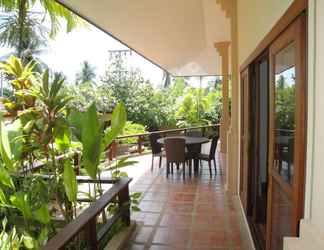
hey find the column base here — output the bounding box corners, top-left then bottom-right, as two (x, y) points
(225, 125), (239, 195)
(284, 220), (324, 250)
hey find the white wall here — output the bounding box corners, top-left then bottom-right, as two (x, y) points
(237, 0), (293, 65)
(305, 0), (324, 232)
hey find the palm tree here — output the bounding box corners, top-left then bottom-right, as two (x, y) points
(0, 9), (48, 63)
(0, 0), (81, 59)
(76, 61), (96, 85)
(162, 70), (171, 88)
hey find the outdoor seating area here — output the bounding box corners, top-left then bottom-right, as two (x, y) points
(126, 149), (244, 250)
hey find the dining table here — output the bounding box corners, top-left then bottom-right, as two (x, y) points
(157, 136), (210, 174)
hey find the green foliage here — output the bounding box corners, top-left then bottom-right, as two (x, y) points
(65, 82), (116, 113)
(120, 122), (146, 144)
(69, 102), (127, 180)
(68, 55), (222, 131)
(275, 75), (295, 130)
(0, 218), (23, 250)
(70, 103), (102, 179)
(101, 53), (175, 130)
(0, 55), (75, 247)
(75, 61), (96, 85)
(63, 160), (77, 202)
(0, 54), (136, 248)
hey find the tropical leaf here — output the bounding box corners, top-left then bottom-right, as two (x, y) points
(103, 102), (126, 148)
(6, 119), (23, 161)
(22, 234), (34, 249)
(10, 192), (33, 220)
(79, 104), (102, 179)
(68, 110), (83, 141)
(34, 204), (51, 224)
(0, 218), (23, 250)
(54, 121), (71, 151)
(0, 188), (8, 204)
(0, 115), (14, 170)
(63, 161), (77, 202)
(0, 167), (14, 189)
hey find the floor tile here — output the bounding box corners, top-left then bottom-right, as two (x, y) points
(133, 226), (154, 243)
(123, 152), (244, 250)
(152, 227), (190, 246)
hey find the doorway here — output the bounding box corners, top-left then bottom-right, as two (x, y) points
(240, 13), (307, 250)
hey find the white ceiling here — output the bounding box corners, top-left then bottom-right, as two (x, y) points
(57, 0), (231, 76)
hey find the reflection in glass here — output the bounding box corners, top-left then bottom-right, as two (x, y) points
(274, 42), (295, 185)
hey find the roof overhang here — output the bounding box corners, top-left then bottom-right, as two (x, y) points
(57, 0), (231, 76)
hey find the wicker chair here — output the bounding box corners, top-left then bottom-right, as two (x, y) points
(164, 138), (192, 179)
(198, 136), (219, 176)
(149, 133), (164, 171)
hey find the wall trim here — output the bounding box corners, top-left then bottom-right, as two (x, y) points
(235, 195), (256, 250)
(304, 0), (316, 221)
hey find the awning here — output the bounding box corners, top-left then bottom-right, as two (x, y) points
(57, 0), (231, 76)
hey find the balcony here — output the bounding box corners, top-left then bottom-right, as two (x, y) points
(122, 143), (244, 250)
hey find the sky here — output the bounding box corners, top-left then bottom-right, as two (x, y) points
(41, 24), (164, 86)
(0, 7), (164, 87)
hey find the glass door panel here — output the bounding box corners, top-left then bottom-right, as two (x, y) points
(274, 42), (296, 185)
(267, 15), (306, 250)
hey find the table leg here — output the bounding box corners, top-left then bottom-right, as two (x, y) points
(194, 158), (199, 175)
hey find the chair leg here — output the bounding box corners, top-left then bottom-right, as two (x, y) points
(151, 155), (154, 171)
(208, 160), (212, 177)
(166, 162), (169, 177)
(159, 156), (162, 168)
(213, 158), (217, 175)
(176, 163), (179, 170)
(183, 162), (185, 179)
(171, 163), (174, 174)
(189, 160), (192, 177)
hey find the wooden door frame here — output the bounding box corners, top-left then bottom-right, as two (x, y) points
(266, 14), (307, 250)
(252, 52), (270, 250)
(240, 68), (250, 214)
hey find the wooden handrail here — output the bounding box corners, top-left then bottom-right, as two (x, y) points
(108, 124), (219, 159)
(117, 124), (220, 139)
(19, 150), (81, 175)
(43, 177), (132, 250)
(39, 174), (119, 184)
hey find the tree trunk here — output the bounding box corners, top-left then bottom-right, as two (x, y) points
(17, 0), (27, 58)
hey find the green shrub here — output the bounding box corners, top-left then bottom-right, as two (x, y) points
(120, 122), (147, 144)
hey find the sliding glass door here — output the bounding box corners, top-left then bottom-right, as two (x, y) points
(266, 14), (306, 250)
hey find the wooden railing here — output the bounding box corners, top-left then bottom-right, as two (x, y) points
(108, 124), (219, 160)
(43, 177), (132, 250)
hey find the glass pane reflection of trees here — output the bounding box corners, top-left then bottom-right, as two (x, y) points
(274, 42), (296, 185)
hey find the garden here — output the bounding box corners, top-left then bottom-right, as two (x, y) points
(0, 55), (143, 249)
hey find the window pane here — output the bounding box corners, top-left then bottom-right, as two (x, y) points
(274, 42), (295, 185)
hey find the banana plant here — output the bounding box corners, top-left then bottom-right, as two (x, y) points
(69, 102), (127, 180)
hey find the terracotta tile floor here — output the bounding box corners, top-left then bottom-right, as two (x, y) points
(125, 152), (243, 250)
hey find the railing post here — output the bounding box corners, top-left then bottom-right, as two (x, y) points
(86, 218), (98, 250)
(137, 136), (143, 154)
(73, 152), (80, 175)
(118, 183), (131, 226)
